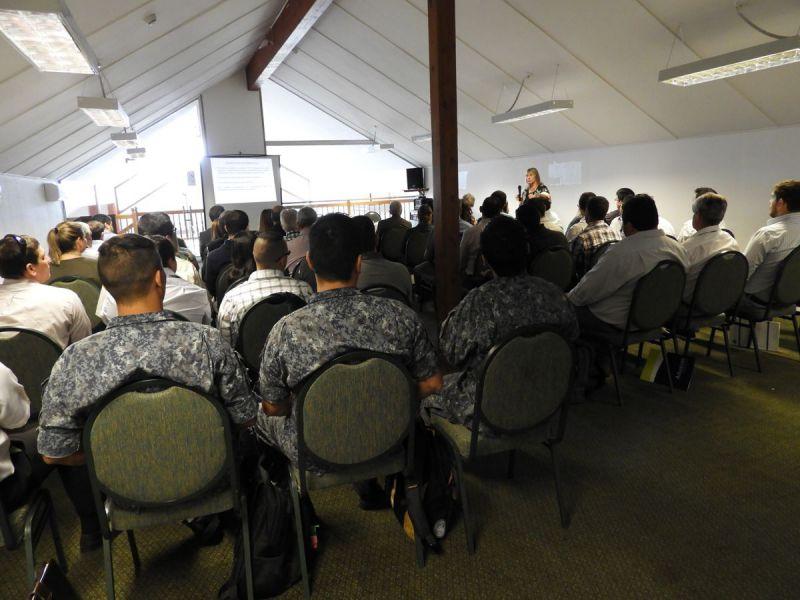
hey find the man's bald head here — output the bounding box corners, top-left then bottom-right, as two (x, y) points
(254, 231), (289, 270)
(389, 200), (403, 216)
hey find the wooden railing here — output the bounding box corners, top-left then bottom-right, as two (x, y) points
(283, 196), (418, 221)
(115, 208), (206, 256)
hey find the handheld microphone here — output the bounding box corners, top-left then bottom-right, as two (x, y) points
(518, 184), (522, 199)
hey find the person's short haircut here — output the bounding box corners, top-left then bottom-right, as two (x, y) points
(309, 213), (359, 281)
(147, 235), (177, 268)
(616, 187), (635, 201)
(0, 234), (40, 279)
(490, 190), (507, 204)
(417, 204), (433, 221)
(481, 215), (527, 277)
(692, 193), (728, 226)
(480, 194), (505, 218)
(280, 208), (299, 232)
(254, 231), (289, 266)
(526, 197), (550, 217)
(209, 205), (225, 222)
(774, 180), (800, 211)
(578, 192), (596, 211)
(515, 201), (541, 230)
(351, 215), (377, 254)
(98, 234), (162, 303)
(694, 187), (716, 198)
(297, 206), (318, 229)
(93, 214), (112, 226)
(586, 196), (610, 222)
(389, 200), (403, 216)
(221, 209), (249, 235)
(622, 194), (659, 231)
(137, 212), (174, 237)
(88, 221), (105, 241)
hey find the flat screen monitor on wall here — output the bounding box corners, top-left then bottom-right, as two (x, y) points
(406, 167), (424, 191)
(209, 155), (282, 205)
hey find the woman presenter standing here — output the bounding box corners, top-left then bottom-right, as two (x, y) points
(517, 167), (562, 232)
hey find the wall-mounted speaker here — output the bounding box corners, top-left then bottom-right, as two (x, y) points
(43, 182), (61, 202)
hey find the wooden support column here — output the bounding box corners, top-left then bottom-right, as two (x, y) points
(428, 0), (460, 321)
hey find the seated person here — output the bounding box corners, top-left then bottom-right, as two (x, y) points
(681, 193), (739, 303)
(568, 194), (688, 332)
(0, 234), (91, 348)
(93, 214), (116, 241)
(571, 196), (620, 277)
(215, 231), (258, 305)
(678, 187), (728, 241)
(83, 221), (105, 259)
(423, 217), (578, 428)
(286, 207), (318, 272)
(610, 195), (676, 238)
(281, 208), (300, 241)
(376, 200), (411, 245)
(138, 212), (202, 287)
(1, 362), (100, 551)
(460, 192), (507, 286)
(199, 205), (225, 261)
(411, 204), (434, 235)
(47, 221), (101, 287)
(203, 210), (250, 297)
(351, 215), (413, 303)
(516, 201), (568, 257)
(741, 180), (800, 307)
(96, 235), (212, 324)
(38, 234), (257, 465)
(217, 232), (313, 346)
(565, 192), (596, 241)
(257, 214), (442, 469)
(604, 187), (634, 225)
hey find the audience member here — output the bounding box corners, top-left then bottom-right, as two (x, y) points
(352, 215), (413, 302)
(678, 188), (724, 241)
(199, 205), (225, 260)
(83, 221), (105, 259)
(424, 216), (578, 428)
(203, 209), (249, 297)
(376, 200), (411, 244)
(461, 193), (476, 225)
(137, 212), (202, 286)
(565, 192), (597, 242)
(460, 193), (506, 286)
(605, 187), (634, 225)
(609, 192), (676, 238)
(258, 208), (273, 234)
(47, 221), (101, 287)
(280, 208), (300, 241)
(0, 235), (91, 348)
(286, 206), (318, 272)
(681, 193), (739, 302)
(271, 205), (286, 237)
(96, 235), (211, 324)
(741, 180), (800, 306)
(568, 194), (688, 332)
(217, 232), (313, 347)
(516, 201), (569, 257)
(93, 214), (116, 240)
(571, 196), (620, 276)
(215, 231), (258, 303)
(413, 204), (434, 233)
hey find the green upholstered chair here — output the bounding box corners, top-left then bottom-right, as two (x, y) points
(430, 327), (576, 554)
(49, 276), (103, 331)
(727, 245), (800, 372)
(291, 352), (417, 598)
(673, 251), (748, 376)
(584, 260), (685, 405)
(379, 227), (408, 262)
(528, 247), (574, 291)
(0, 327), (62, 417)
(83, 379), (253, 600)
(403, 228), (431, 269)
(235, 293), (306, 377)
(361, 284), (411, 307)
(0, 484), (67, 588)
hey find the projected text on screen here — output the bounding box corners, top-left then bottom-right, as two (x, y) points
(209, 156), (278, 205)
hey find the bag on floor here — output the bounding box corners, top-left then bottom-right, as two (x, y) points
(640, 348), (695, 391)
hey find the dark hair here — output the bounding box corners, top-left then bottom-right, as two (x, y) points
(98, 234), (162, 303)
(259, 209), (273, 233)
(774, 180), (800, 211)
(137, 212), (174, 237)
(309, 213), (359, 281)
(220, 210), (249, 236)
(88, 221), (105, 241)
(480, 194), (505, 218)
(417, 204), (433, 223)
(578, 192), (596, 211)
(94, 214), (112, 226)
(616, 188), (635, 201)
(0, 234), (40, 279)
(694, 187), (717, 198)
(693, 193), (727, 226)
(209, 205), (225, 222)
(480, 216), (527, 277)
(147, 235), (177, 268)
(515, 202), (541, 232)
(490, 190), (507, 204)
(271, 205), (283, 226)
(526, 197), (550, 217)
(351, 215), (377, 254)
(229, 231), (257, 280)
(586, 196), (610, 222)
(254, 231), (288, 267)
(622, 194), (659, 231)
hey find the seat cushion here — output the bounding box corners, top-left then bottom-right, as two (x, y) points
(107, 488), (234, 531)
(293, 449), (405, 492)
(430, 415), (549, 459)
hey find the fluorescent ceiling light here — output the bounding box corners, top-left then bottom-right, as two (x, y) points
(659, 35), (800, 86)
(110, 131), (138, 148)
(266, 139), (387, 146)
(378, 143), (394, 150)
(78, 96), (129, 128)
(0, 0), (94, 74)
(411, 133), (432, 143)
(491, 100), (573, 124)
(126, 147), (145, 159)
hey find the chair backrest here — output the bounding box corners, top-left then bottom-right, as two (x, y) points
(474, 327), (574, 452)
(83, 379), (236, 511)
(770, 245), (800, 306)
(689, 251), (748, 317)
(404, 228), (431, 268)
(295, 352), (415, 484)
(528, 247), (573, 291)
(215, 263), (236, 304)
(361, 284), (410, 306)
(236, 293), (307, 374)
(365, 211), (381, 225)
(0, 327), (62, 415)
(379, 227), (408, 262)
(49, 276), (102, 329)
(291, 256), (317, 292)
(627, 260), (686, 332)
(589, 240), (618, 269)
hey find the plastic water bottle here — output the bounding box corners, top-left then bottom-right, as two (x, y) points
(433, 519), (446, 539)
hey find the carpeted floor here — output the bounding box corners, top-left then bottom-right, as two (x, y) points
(2, 326), (800, 599)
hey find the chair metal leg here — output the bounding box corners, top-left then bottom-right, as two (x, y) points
(673, 333), (680, 355)
(619, 346), (627, 375)
(547, 442), (569, 528)
(49, 508), (67, 573)
(103, 535), (116, 600)
(659, 338), (674, 394)
(506, 449), (516, 480)
(290, 481), (311, 599)
(792, 314), (800, 359)
(24, 523), (35, 589)
(608, 346), (622, 406)
(637, 343), (644, 363)
(749, 320), (762, 373)
(722, 325), (735, 377)
(683, 335), (692, 356)
(415, 535), (425, 569)
(126, 530), (140, 572)
(240, 496), (255, 600)
(706, 327), (717, 356)
(452, 450), (475, 555)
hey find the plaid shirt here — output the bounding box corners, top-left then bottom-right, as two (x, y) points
(217, 269), (313, 346)
(284, 230), (301, 241)
(571, 221), (620, 274)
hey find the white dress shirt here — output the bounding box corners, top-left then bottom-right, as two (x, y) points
(0, 363), (29, 483)
(678, 218), (729, 242)
(682, 225), (740, 302)
(612, 216), (676, 239)
(568, 229), (689, 328)
(542, 209), (563, 232)
(0, 279), (91, 349)
(96, 268), (211, 325)
(743, 212), (800, 299)
(216, 269), (313, 346)
(83, 239), (103, 259)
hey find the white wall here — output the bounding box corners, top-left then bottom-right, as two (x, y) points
(0, 173), (65, 244)
(461, 125), (800, 243)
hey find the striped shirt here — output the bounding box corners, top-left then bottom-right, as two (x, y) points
(217, 269), (313, 346)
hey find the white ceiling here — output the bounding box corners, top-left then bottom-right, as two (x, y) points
(0, 0), (799, 179)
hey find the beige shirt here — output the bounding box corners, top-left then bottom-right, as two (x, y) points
(0, 363), (29, 482)
(682, 225), (740, 302)
(0, 279), (91, 348)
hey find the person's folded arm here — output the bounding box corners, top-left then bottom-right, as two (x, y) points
(258, 322), (293, 417)
(212, 331), (259, 426)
